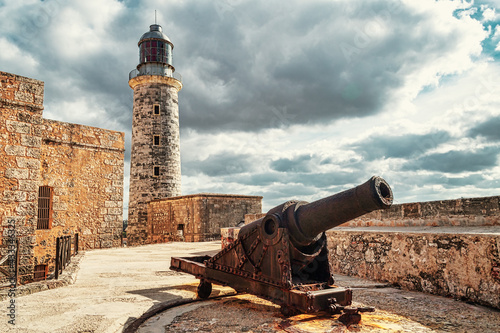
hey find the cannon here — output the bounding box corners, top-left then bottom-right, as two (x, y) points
(171, 176), (393, 317)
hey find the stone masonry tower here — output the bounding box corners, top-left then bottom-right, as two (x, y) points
(127, 23), (182, 246)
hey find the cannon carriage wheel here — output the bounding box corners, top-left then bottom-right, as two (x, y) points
(196, 280), (212, 299)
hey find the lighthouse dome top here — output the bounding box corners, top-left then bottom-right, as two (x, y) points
(139, 24), (171, 44)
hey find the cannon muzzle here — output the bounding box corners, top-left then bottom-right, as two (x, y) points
(241, 176), (393, 248)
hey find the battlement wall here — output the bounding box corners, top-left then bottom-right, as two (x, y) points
(343, 195), (500, 227)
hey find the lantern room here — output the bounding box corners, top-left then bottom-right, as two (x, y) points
(130, 23), (179, 79)
(139, 24), (173, 66)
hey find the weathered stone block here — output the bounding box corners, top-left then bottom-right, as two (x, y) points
(105, 201), (117, 208)
(109, 194), (122, 201)
(18, 180), (38, 192)
(5, 145), (25, 156)
(108, 208), (122, 215)
(5, 168), (29, 179)
(105, 186), (116, 193)
(21, 134), (41, 147)
(6, 120), (31, 134)
(52, 202), (68, 211)
(15, 90), (34, 103)
(112, 180), (123, 187)
(28, 169), (39, 180)
(16, 157), (40, 169)
(104, 215), (117, 222)
(100, 239), (113, 248)
(16, 202), (36, 216)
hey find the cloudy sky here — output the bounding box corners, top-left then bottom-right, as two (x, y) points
(1, 0), (500, 217)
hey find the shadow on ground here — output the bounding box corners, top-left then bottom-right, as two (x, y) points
(122, 282), (236, 332)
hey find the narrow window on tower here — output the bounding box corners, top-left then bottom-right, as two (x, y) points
(154, 166), (160, 177)
(153, 135), (160, 146)
(153, 104), (160, 115)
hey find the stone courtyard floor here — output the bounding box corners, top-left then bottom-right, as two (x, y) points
(0, 242), (221, 333)
(0, 242), (499, 332)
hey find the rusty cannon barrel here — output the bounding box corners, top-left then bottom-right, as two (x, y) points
(172, 176), (393, 317)
(240, 176), (393, 248)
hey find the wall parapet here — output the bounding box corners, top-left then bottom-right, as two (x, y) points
(42, 119), (125, 152)
(151, 193), (263, 203)
(343, 195), (500, 228)
(0, 71), (44, 110)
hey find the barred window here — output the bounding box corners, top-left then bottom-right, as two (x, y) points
(33, 264), (47, 282)
(37, 186), (53, 229)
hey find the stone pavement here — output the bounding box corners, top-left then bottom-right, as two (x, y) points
(138, 276), (500, 332)
(0, 242), (221, 333)
(1, 241), (499, 332)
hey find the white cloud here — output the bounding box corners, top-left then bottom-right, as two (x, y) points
(481, 6), (499, 22)
(494, 25), (500, 39)
(47, 0), (125, 59)
(0, 37), (38, 75)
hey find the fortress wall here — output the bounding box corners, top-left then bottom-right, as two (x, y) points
(342, 195), (500, 227)
(36, 119), (124, 273)
(148, 194), (262, 242)
(0, 71), (125, 283)
(328, 195), (500, 309)
(0, 72), (44, 284)
(327, 228), (500, 309)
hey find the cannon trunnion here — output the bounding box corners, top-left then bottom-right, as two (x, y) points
(171, 176), (393, 316)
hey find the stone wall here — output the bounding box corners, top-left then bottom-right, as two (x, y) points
(244, 213), (265, 225)
(342, 195), (500, 227)
(0, 71), (125, 284)
(147, 194), (262, 242)
(327, 228), (500, 309)
(0, 71), (44, 284)
(36, 119), (124, 272)
(328, 195), (500, 309)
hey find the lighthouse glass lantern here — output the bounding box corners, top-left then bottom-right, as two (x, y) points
(135, 24), (174, 77)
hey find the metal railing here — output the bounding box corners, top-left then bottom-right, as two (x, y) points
(129, 68), (182, 82)
(55, 233), (78, 280)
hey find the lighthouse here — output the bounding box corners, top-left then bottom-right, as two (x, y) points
(127, 23), (182, 245)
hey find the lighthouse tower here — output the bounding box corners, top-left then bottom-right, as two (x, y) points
(127, 23), (182, 246)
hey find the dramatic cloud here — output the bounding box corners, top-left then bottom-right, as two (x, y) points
(1, 0), (499, 213)
(169, 0), (488, 132)
(183, 152), (255, 177)
(403, 147), (499, 173)
(351, 131), (452, 161)
(468, 116), (500, 141)
(270, 155), (314, 173)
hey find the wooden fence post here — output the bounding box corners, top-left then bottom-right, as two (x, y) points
(67, 236), (71, 264)
(15, 239), (19, 287)
(75, 233), (79, 255)
(55, 237), (60, 280)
